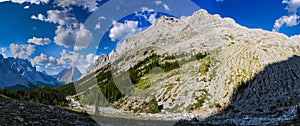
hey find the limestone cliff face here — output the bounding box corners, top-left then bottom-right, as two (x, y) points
(81, 9), (300, 118)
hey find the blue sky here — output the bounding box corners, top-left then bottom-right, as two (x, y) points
(0, 0), (299, 74)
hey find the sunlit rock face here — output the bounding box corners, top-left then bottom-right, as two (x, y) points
(82, 9), (300, 121)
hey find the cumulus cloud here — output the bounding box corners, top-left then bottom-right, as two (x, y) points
(273, 15), (300, 32)
(31, 10), (77, 26)
(54, 24), (93, 51)
(0, 0), (49, 4)
(10, 44), (35, 59)
(32, 10), (92, 51)
(54, 25), (76, 48)
(27, 37), (51, 45)
(54, 0), (98, 12)
(273, 0), (300, 32)
(32, 50), (99, 73)
(74, 24), (93, 51)
(109, 20), (140, 42)
(86, 53), (98, 64)
(31, 50), (85, 69)
(283, 0), (300, 13)
(32, 53), (49, 65)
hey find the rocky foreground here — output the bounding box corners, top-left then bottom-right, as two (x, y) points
(0, 98), (100, 126)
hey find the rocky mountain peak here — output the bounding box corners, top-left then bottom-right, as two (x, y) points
(54, 67), (82, 84)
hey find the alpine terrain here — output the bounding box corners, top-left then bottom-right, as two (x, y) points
(54, 67), (82, 84)
(69, 9), (300, 125)
(0, 54), (61, 90)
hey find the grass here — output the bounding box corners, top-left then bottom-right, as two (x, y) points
(135, 78), (151, 89)
(186, 89), (208, 111)
(0, 94), (10, 99)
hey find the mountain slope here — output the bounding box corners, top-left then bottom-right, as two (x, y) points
(75, 9), (300, 124)
(0, 55), (61, 90)
(0, 97), (99, 125)
(54, 67), (82, 83)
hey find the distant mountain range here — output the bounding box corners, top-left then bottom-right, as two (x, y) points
(0, 54), (61, 90)
(54, 67), (82, 84)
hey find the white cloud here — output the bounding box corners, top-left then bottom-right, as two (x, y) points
(140, 7), (154, 12)
(31, 53), (49, 65)
(27, 37), (51, 45)
(154, 1), (162, 5)
(109, 20), (140, 42)
(46, 10), (78, 25)
(54, 25), (76, 48)
(24, 6), (30, 9)
(283, 0), (300, 13)
(10, 44), (35, 59)
(0, 0), (9, 2)
(86, 53), (98, 64)
(273, 14), (300, 32)
(291, 34), (300, 42)
(54, 0), (98, 12)
(0, 0), (49, 4)
(54, 24), (92, 51)
(98, 16), (106, 20)
(32, 51), (98, 73)
(31, 14), (46, 21)
(32, 50), (85, 69)
(104, 46), (109, 50)
(95, 22), (101, 30)
(31, 10), (77, 26)
(74, 24), (93, 51)
(216, 0), (224, 2)
(148, 14), (157, 24)
(163, 4), (170, 11)
(273, 0), (300, 32)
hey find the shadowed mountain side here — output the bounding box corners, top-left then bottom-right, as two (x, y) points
(0, 98), (100, 125)
(175, 55), (300, 125)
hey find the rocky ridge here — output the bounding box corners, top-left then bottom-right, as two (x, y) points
(78, 9), (300, 125)
(54, 67), (82, 83)
(0, 54), (60, 90)
(0, 98), (99, 125)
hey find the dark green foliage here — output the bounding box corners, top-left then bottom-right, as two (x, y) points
(195, 52), (208, 60)
(164, 55), (176, 60)
(187, 89), (208, 111)
(0, 87), (68, 106)
(148, 98), (161, 113)
(56, 82), (77, 97)
(200, 63), (210, 74)
(129, 53), (180, 84)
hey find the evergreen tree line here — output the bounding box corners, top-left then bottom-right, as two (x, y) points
(0, 87), (72, 106)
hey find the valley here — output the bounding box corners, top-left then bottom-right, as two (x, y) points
(2, 8), (300, 125)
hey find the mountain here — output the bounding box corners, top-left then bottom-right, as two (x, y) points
(75, 9), (300, 124)
(0, 55), (61, 90)
(54, 67), (82, 83)
(82, 54), (110, 77)
(0, 97), (99, 125)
